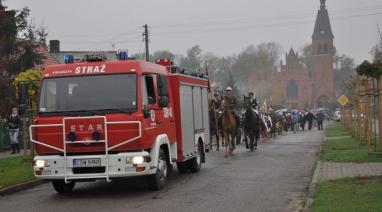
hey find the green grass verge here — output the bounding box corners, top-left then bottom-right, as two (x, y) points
(321, 124), (382, 162)
(0, 156), (35, 190)
(311, 177), (382, 212)
(325, 123), (350, 137)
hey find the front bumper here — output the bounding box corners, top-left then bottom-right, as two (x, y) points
(33, 152), (157, 180)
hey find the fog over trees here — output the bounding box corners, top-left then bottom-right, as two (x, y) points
(135, 42), (355, 101)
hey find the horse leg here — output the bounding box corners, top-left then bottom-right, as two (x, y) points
(235, 128), (241, 146)
(224, 133), (229, 157)
(229, 133), (235, 156)
(221, 133), (225, 147)
(216, 133), (219, 151)
(249, 132), (254, 152)
(244, 132), (249, 149)
(233, 132), (236, 150)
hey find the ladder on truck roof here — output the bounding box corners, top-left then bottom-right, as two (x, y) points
(155, 59), (209, 79)
(30, 116), (142, 183)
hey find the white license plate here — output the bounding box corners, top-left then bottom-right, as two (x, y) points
(73, 158), (101, 167)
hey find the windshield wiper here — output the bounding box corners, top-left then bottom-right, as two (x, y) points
(91, 108), (135, 114)
(67, 110), (96, 116)
(39, 111), (76, 116)
(39, 109), (134, 117)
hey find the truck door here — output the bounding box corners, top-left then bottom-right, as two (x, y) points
(156, 74), (176, 142)
(141, 75), (160, 145)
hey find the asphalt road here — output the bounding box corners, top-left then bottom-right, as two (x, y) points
(0, 129), (324, 212)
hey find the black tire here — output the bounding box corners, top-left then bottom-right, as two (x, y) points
(176, 162), (188, 174)
(188, 143), (202, 173)
(148, 149), (168, 190)
(52, 180), (75, 193)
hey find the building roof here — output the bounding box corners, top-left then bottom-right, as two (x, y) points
(33, 45), (60, 70)
(312, 0), (334, 39)
(278, 48), (306, 74)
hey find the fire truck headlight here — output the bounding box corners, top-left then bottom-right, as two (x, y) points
(132, 156), (145, 164)
(35, 160), (50, 168)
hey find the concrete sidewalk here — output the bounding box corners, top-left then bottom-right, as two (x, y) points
(305, 161), (382, 211)
(312, 161), (382, 183)
(0, 150), (30, 159)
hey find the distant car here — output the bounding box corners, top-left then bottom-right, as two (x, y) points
(333, 110), (341, 122)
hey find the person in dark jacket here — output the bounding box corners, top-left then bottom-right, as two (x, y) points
(7, 107), (21, 154)
(306, 111), (315, 131)
(316, 111), (325, 131)
(300, 113), (307, 131)
(224, 87), (241, 125)
(248, 92), (258, 109)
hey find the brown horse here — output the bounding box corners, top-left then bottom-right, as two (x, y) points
(221, 97), (237, 157)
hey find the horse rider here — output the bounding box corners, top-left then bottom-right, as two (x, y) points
(248, 92), (258, 110)
(213, 91), (222, 109)
(210, 91), (223, 150)
(224, 86), (241, 128)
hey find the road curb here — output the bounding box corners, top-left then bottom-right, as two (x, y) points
(0, 179), (47, 196)
(303, 161), (321, 212)
(302, 132), (326, 212)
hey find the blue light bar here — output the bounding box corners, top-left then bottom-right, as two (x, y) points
(64, 55), (74, 64)
(82, 54), (107, 62)
(117, 50), (128, 60)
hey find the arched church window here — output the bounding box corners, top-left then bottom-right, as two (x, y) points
(287, 80), (298, 100)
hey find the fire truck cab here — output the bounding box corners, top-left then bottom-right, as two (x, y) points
(29, 53), (210, 193)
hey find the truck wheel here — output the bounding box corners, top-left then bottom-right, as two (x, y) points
(52, 180), (75, 193)
(148, 149), (168, 190)
(189, 143), (202, 173)
(176, 162), (188, 173)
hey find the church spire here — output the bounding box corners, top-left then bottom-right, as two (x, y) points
(313, 0), (333, 39)
(320, 0), (326, 9)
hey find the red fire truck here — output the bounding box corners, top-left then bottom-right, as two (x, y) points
(28, 53), (210, 193)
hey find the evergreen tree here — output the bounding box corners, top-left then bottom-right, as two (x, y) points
(0, 2), (47, 116)
(0, 4), (47, 77)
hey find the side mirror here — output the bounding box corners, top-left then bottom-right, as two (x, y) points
(18, 82), (28, 116)
(158, 96), (169, 108)
(143, 105), (150, 119)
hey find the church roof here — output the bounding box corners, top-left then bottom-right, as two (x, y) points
(288, 48), (296, 57)
(312, 0), (334, 39)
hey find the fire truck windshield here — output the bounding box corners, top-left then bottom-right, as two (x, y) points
(39, 74), (137, 115)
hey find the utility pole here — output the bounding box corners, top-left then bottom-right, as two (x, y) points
(377, 22), (382, 41)
(143, 24), (149, 61)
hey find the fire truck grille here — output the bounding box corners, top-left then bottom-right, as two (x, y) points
(72, 167), (106, 174)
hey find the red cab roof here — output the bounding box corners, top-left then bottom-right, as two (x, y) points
(42, 60), (168, 78)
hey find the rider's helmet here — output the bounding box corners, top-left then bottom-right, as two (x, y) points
(226, 86), (233, 91)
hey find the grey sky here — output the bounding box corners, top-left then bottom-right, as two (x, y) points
(5, 0), (382, 63)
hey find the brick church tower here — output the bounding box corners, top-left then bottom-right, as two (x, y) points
(311, 0), (335, 108)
